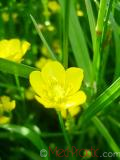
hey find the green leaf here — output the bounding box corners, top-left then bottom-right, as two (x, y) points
(93, 117), (120, 153)
(111, 18), (120, 80)
(85, 0), (96, 50)
(61, 0), (70, 68)
(0, 58), (37, 78)
(79, 77), (120, 125)
(0, 124), (49, 160)
(58, 0), (93, 83)
(15, 148), (42, 160)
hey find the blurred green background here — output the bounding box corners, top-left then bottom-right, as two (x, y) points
(0, 0), (120, 160)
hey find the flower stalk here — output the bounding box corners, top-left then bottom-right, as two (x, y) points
(57, 111), (75, 160)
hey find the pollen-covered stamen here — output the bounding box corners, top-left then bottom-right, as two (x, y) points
(46, 78), (66, 102)
(64, 82), (75, 96)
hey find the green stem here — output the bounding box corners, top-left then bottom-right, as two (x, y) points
(101, 0), (114, 44)
(96, 0), (107, 34)
(57, 111), (71, 146)
(14, 74), (26, 119)
(57, 111), (75, 160)
(93, 0), (107, 84)
(40, 130), (86, 138)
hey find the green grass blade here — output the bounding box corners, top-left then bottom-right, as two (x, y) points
(108, 116), (120, 128)
(0, 124), (48, 160)
(58, 0), (93, 83)
(16, 148), (42, 160)
(61, 0), (70, 68)
(93, 117), (120, 153)
(30, 14), (56, 60)
(93, 0), (107, 82)
(0, 58), (37, 78)
(78, 77), (120, 125)
(85, 0), (96, 50)
(69, 1), (93, 83)
(111, 18), (120, 80)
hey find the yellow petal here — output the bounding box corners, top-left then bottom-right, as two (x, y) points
(41, 61), (65, 85)
(9, 40), (30, 62)
(68, 106), (81, 117)
(0, 116), (10, 124)
(1, 96), (10, 103)
(35, 95), (53, 108)
(0, 96), (16, 112)
(29, 71), (46, 97)
(35, 57), (53, 70)
(0, 40), (9, 57)
(61, 106), (81, 119)
(21, 41), (31, 55)
(9, 39), (20, 54)
(25, 87), (35, 100)
(0, 39), (30, 62)
(0, 39), (20, 58)
(3, 100), (16, 112)
(65, 67), (84, 95)
(61, 109), (67, 119)
(64, 91), (86, 109)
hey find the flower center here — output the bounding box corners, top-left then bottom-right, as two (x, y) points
(47, 79), (65, 103)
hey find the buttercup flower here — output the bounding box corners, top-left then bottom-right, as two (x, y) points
(30, 61), (86, 110)
(0, 96), (16, 124)
(0, 39), (30, 62)
(61, 106), (81, 119)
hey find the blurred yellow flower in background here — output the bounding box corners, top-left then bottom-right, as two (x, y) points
(0, 39), (30, 62)
(0, 116), (10, 124)
(76, 4), (84, 17)
(77, 10), (84, 17)
(0, 96), (16, 124)
(30, 61), (86, 110)
(25, 87), (35, 100)
(48, 1), (60, 13)
(1, 12), (9, 22)
(41, 45), (49, 57)
(35, 57), (52, 70)
(40, 40), (61, 58)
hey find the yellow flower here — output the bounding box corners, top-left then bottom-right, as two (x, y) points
(0, 39), (30, 62)
(46, 24), (55, 32)
(35, 57), (53, 70)
(25, 87), (35, 100)
(29, 61), (86, 110)
(1, 12), (9, 22)
(48, 1), (60, 13)
(41, 45), (50, 57)
(0, 96), (15, 112)
(77, 10), (84, 17)
(52, 40), (61, 54)
(0, 96), (16, 124)
(0, 116), (10, 124)
(61, 106), (81, 119)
